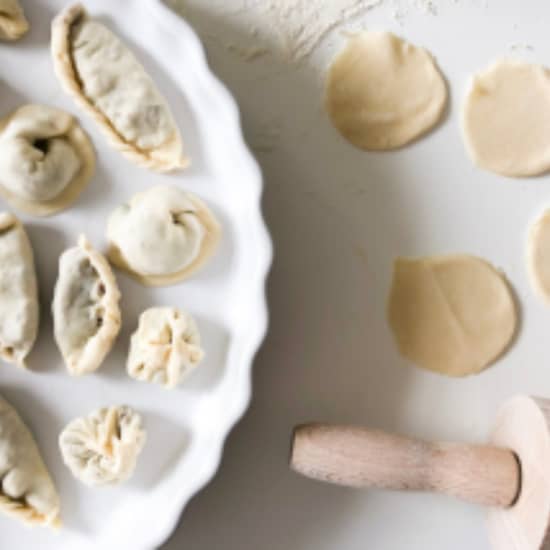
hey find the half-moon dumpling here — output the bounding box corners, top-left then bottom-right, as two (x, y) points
(128, 307), (204, 389)
(0, 104), (95, 216)
(107, 185), (221, 286)
(0, 394), (60, 527)
(52, 235), (121, 375)
(51, 3), (188, 172)
(0, 0), (29, 41)
(0, 213), (39, 367)
(59, 405), (146, 487)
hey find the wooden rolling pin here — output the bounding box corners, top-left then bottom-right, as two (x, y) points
(290, 395), (550, 550)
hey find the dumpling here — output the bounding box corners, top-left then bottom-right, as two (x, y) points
(0, 104), (95, 216)
(0, 213), (39, 367)
(52, 235), (121, 376)
(51, 4), (188, 173)
(0, 0), (29, 41)
(59, 406), (146, 487)
(128, 307), (204, 389)
(0, 394), (60, 528)
(107, 185), (221, 286)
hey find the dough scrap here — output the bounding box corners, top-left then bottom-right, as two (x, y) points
(0, 394), (60, 528)
(107, 185), (221, 287)
(527, 209), (550, 302)
(462, 60), (550, 177)
(0, 0), (28, 41)
(127, 307), (204, 389)
(0, 104), (95, 216)
(388, 255), (517, 377)
(325, 31), (447, 151)
(51, 3), (188, 172)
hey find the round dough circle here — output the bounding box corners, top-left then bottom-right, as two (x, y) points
(325, 31), (447, 151)
(527, 209), (550, 303)
(388, 255), (517, 377)
(463, 60), (550, 177)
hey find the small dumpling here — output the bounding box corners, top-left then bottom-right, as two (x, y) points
(51, 3), (188, 172)
(107, 185), (221, 286)
(0, 394), (60, 527)
(59, 406), (146, 487)
(0, 0), (29, 41)
(0, 104), (95, 216)
(128, 307), (204, 389)
(53, 235), (121, 375)
(0, 213), (39, 367)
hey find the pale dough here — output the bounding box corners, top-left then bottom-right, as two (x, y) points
(388, 255), (517, 377)
(325, 31), (447, 151)
(527, 209), (550, 302)
(462, 60), (550, 177)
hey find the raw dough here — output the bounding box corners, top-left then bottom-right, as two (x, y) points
(388, 255), (517, 377)
(463, 60), (550, 177)
(527, 209), (550, 302)
(0, 0), (28, 41)
(325, 31), (447, 150)
(0, 104), (95, 216)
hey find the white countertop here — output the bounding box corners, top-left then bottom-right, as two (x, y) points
(163, 1), (550, 549)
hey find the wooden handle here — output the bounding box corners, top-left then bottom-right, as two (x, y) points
(290, 424), (520, 509)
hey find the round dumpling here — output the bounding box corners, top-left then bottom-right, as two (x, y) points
(59, 406), (145, 487)
(106, 185), (221, 286)
(127, 307), (204, 389)
(0, 0), (28, 41)
(0, 104), (95, 216)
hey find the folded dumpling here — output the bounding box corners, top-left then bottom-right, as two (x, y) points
(128, 307), (204, 389)
(0, 213), (39, 367)
(0, 0), (29, 41)
(0, 104), (95, 216)
(52, 235), (121, 375)
(0, 394), (60, 527)
(59, 405), (146, 487)
(107, 185), (221, 286)
(51, 3), (188, 173)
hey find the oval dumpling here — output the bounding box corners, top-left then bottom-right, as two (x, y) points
(0, 213), (39, 367)
(0, 104), (95, 216)
(107, 185), (221, 286)
(52, 235), (121, 375)
(0, 0), (28, 41)
(0, 394), (60, 528)
(59, 406), (146, 487)
(128, 307), (204, 389)
(51, 3), (188, 172)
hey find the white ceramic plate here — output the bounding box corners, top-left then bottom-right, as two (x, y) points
(0, 1), (271, 548)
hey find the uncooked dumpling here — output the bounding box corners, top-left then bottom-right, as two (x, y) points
(0, 394), (60, 527)
(325, 31), (447, 150)
(53, 235), (121, 375)
(51, 3), (188, 172)
(0, 0), (28, 41)
(528, 209), (550, 302)
(0, 213), (39, 367)
(388, 255), (517, 377)
(128, 307), (204, 389)
(107, 185), (221, 286)
(0, 104), (95, 216)
(59, 406), (146, 487)
(463, 60), (550, 177)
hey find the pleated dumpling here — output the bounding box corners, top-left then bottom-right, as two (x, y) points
(59, 406), (146, 487)
(0, 394), (60, 528)
(0, 212), (39, 367)
(127, 307), (204, 389)
(0, 104), (95, 216)
(51, 3), (188, 172)
(0, 0), (29, 41)
(52, 235), (121, 375)
(107, 185), (221, 286)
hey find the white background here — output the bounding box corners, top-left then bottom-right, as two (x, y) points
(164, 1), (550, 549)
